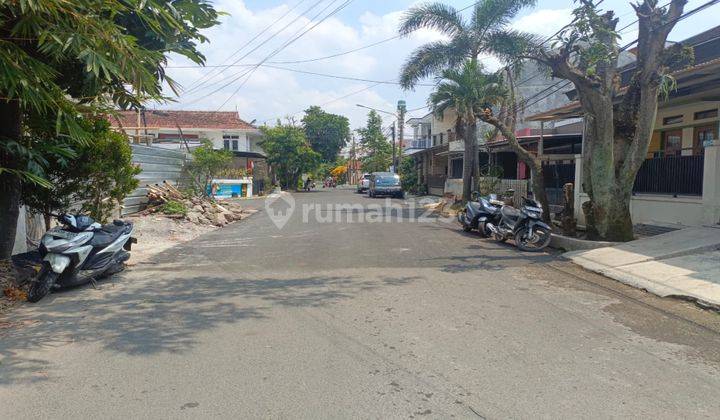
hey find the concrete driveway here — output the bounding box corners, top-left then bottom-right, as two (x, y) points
(1, 189), (720, 418)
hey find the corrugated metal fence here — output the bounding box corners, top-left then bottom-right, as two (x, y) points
(122, 145), (188, 215)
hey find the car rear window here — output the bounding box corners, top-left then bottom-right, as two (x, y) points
(363, 174), (371, 179)
(376, 176), (399, 184)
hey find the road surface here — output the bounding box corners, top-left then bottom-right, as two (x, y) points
(2, 188), (720, 418)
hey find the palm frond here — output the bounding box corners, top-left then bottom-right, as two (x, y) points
(400, 38), (471, 89)
(472, 0), (537, 38)
(484, 30), (547, 63)
(399, 3), (466, 37)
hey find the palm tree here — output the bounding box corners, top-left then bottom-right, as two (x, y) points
(399, 0), (535, 202)
(429, 61), (505, 202)
(398, 0), (536, 89)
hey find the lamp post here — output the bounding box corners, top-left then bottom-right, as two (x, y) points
(356, 103), (403, 173)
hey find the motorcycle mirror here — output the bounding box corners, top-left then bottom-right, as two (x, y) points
(471, 191), (479, 200)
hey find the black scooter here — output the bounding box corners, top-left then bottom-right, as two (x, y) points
(27, 214), (136, 302)
(458, 192), (503, 237)
(486, 197), (552, 252)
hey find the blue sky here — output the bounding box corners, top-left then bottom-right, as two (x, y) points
(158, 0), (720, 130)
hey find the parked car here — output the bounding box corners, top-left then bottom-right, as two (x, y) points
(368, 172), (404, 198)
(357, 173), (371, 193)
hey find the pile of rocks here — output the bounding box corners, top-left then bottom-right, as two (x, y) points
(143, 181), (257, 227)
(184, 198), (257, 227)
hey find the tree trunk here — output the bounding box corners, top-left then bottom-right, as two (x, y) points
(461, 121), (476, 202)
(0, 100), (23, 259)
(478, 111), (551, 223)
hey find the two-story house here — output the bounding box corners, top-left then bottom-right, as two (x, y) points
(110, 109), (268, 181)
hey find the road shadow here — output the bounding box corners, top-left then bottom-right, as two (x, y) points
(0, 271), (420, 385)
(417, 224), (558, 273)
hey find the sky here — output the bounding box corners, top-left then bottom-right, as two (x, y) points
(156, 0), (720, 130)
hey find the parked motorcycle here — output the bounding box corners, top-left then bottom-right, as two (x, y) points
(457, 192), (503, 237)
(27, 214), (136, 302)
(486, 197), (552, 252)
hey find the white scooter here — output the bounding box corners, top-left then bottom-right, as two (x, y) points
(28, 214), (136, 302)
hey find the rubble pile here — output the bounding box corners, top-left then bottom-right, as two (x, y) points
(143, 181), (257, 227)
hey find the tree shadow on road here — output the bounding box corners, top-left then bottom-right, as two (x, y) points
(0, 271), (420, 385)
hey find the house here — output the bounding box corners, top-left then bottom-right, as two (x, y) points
(110, 110), (269, 193)
(406, 108), (461, 195)
(407, 60), (574, 197)
(523, 25), (720, 227)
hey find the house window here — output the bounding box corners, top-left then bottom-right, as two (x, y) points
(662, 115), (683, 125)
(450, 158), (463, 179)
(662, 130), (683, 157)
(223, 134), (241, 151)
(432, 135), (437, 146)
(439, 133), (444, 144)
(694, 125), (717, 155)
(694, 109), (718, 120)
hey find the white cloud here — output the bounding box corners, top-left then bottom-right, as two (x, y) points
(157, 3), (579, 129)
(511, 8), (574, 38)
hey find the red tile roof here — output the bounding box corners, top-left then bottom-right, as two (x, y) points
(110, 110), (255, 130)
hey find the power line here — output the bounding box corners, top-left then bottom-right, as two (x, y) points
(214, 0), (357, 111)
(182, 0), (328, 97)
(181, 0), (311, 96)
(180, 0), (350, 107)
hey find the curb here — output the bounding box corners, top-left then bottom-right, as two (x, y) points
(549, 234), (619, 252)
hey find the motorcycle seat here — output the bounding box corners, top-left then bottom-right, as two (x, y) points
(90, 223), (133, 248)
(501, 206), (521, 220)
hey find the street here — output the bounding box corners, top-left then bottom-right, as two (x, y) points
(2, 188), (720, 418)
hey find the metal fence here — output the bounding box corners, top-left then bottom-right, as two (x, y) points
(542, 162), (576, 206)
(633, 155), (704, 196)
(122, 145), (188, 215)
(477, 177), (529, 205)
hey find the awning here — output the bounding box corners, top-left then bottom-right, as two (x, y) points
(232, 151), (266, 158)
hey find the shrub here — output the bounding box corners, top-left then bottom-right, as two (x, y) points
(161, 200), (188, 216)
(186, 140), (233, 197)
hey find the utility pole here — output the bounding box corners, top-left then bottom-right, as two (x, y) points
(350, 134), (358, 184)
(390, 124), (396, 173)
(396, 100), (406, 171)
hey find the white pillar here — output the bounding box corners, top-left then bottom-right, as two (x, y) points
(702, 139), (720, 225)
(12, 206), (27, 255)
(574, 154), (584, 224)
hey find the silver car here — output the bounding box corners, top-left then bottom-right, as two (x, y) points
(357, 173), (371, 193)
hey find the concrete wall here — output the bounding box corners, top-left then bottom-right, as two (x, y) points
(573, 143), (720, 228)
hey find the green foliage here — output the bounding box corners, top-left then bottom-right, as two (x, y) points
(0, 0), (220, 179)
(399, 156), (421, 194)
(260, 123), (321, 190)
(357, 111), (392, 173)
(429, 60), (506, 123)
(161, 200), (188, 216)
(398, 0), (536, 88)
(302, 106), (350, 163)
(476, 165), (504, 196)
(21, 117), (140, 223)
(187, 140), (233, 197)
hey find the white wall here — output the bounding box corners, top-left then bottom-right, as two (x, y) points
(575, 193), (704, 228)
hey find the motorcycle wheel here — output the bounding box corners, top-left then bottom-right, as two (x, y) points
(515, 227), (552, 252)
(458, 212), (471, 232)
(477, 222), (490, 238)
(27, 263), (60, 303)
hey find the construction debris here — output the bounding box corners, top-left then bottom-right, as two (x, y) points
(143, 181), (257, 227)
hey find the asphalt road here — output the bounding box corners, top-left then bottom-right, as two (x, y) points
(2, 188), (720, 419)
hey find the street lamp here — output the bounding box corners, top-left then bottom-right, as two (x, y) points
(356, 103), (403, 173)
